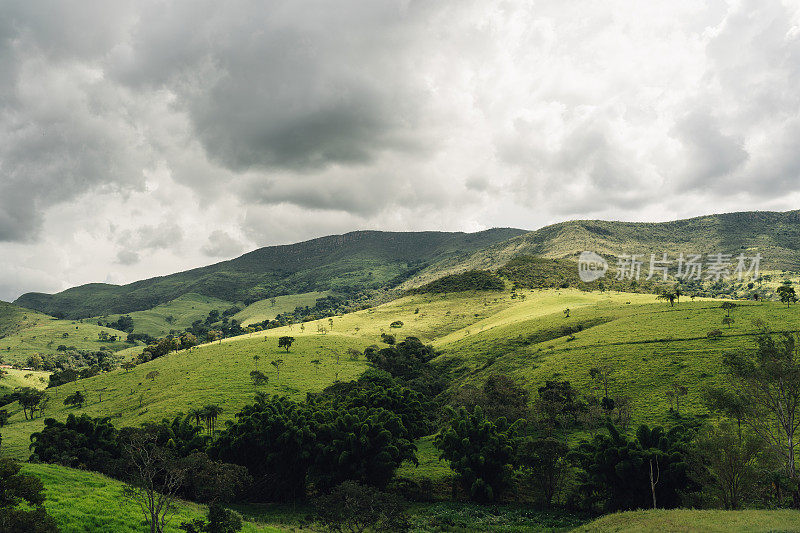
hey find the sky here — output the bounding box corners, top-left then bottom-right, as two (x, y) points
(1, 0), (799, 301)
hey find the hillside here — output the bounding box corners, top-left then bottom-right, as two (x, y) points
(572, 509), (800, 532)
(0, 301), (130, 364)
(15, 228), (525, 319)
(401, 210), (800, 289)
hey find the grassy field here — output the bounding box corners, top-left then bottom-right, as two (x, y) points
(22, 463), (280, 533)
(91, 293), (234, 338)
(0, 316), (130, 364)
(572, 509), (800, 532)
(234, 292), (330, 326)
(0, 367), (50, 393)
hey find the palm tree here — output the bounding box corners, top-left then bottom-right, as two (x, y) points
(202, 404), (223, 437)
(187, 408), (203, 428)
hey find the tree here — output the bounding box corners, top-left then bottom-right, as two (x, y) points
(671, 383), (688, 415)
(657, 291), (677, 306)
(202, 405), (223, 437)
(252, 354), (260, 371)
(777, 285), (797, 308)
(122, 361), (136, 372)
(18, 387), (45, 420)
(589, 366), (615, 400)
(250, 370), (268, 387)
(123, 429), (188, 533)
(0, 458), (58, 532)
(691, 421), (765, 509)
(722, 330), (800, 507)
(30, 414), (122, 476)
(270, 359), (284, 381)
(64, 390), (85, 408)
(278, 336), (294, 352)
(516, 437), (570, 507)
(721, 301), (736, 317)
(179, 503), (243, 533)
(722, 316), (735, 328)
(315, 481), (409, 533)
(563, 308), (570, 318)
(451, 374), (530, 423)
(435, 406), (519, 502)
(0, 409), (8, 427)
(146, 370), (160, 381)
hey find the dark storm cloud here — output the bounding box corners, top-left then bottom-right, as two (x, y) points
(112, 0), (434, 174)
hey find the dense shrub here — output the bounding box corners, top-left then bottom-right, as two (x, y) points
(409, 270), (504, 294)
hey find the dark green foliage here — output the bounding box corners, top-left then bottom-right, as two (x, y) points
(30, 414), (123, 476)
(436, 406), (520, 502)
(315, 481), (409, 533)
(535, 380), (584, 432)
(0, 458), (58, 533)
(179, 453), (252, 504)
(180, 503), (243, 533)
(18, 387), (45, 420)
(209, 396), (315, 501)
(315, 376), (436, 439)
(409, 270), (504, 294)
(516, 437), (571, 507)
(451, 374), (530, 423)
(364, 337), (437, 383)
(310, 406), (417, 491)
(571, 424), (697, 512)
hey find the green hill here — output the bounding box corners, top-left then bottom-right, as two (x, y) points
(0, 301), (130, 364)
(233, 291), (331, 326)
(92, 293), (235, 338)
(15, 229), (525, 319)
(401, 210), (800, 289)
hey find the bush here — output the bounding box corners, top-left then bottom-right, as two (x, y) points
(315, 481), (409, 532)
(390, 320), (404, 328)
(408, 270), (504, 294)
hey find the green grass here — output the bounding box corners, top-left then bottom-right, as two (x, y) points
(572, 509), (800, 532)
(234, 292), (330, 326)
(21, 463), (280, 532)
(93, 293), (234, 338)
(0, 316), (130, 364)
(0, 367), (50, 393)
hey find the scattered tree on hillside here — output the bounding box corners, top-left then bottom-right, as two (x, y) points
(589, 365), (615, 400)
(0, 458), (58, 532)
(250, 370), (268, 387)
(722, 316), (735, 328)
(278, 336), (294, 352)
(563, 308), (570, 318)
(721, 301), (737, 317)
(146, 370), (160, 382)
(18, 387), (45, 420)
(122, 361), (136, 372)
(270, 359), (284, 381)
(202, 405), (223, 437)
(253, 354), (260, 371)
(777, 286), (797, 308)
(64, 391), (85, 408)
(657, 291), (678, 306)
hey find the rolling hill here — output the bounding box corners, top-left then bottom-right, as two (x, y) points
(400, 209), (800, 289)
(15, 228), (526, 319)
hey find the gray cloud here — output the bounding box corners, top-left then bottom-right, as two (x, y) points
(201, 230), (244, 257)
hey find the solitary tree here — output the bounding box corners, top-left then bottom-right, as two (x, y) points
(63, 391), (85, 408)
(721, 301), (737, 317)
(722, 316), (735, 329)
(122, 361), (136, 373)
(250, 370), (268, 387)
(278, 336), (294, 352)
(671, 383), (688, 415)
(589, 366), (615, 399)
(123, 429), (188, 533)
(777, 286), (798, 308)
(657, 291), (678, 307)
(146, 370), (160, 382)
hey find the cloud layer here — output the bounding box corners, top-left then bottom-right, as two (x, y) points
(1, 0), (799, 300)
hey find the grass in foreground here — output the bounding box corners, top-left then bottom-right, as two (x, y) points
(22, 463), (279, 532)
(572, 509), (800, 532)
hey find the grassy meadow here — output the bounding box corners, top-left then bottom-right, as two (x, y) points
(573, 509), (800, 532)
(234, 291), (330, 326)
(92, 293), (234, 338)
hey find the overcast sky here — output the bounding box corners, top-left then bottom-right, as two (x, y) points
(1, 0), (799, 301)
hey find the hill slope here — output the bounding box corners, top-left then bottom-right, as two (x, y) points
(401, 210), (800, 288)
(15, 228), (525, 319)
